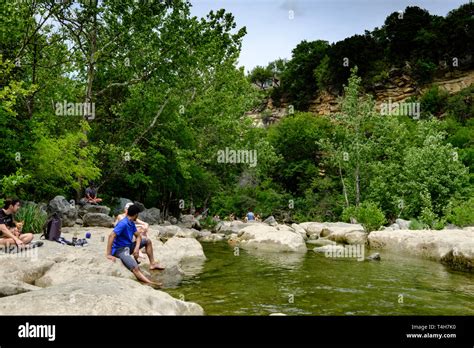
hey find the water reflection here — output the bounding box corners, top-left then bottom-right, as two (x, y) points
(242, 248), (306, 269)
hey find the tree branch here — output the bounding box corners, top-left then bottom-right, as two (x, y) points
(132, 95), (170, 146)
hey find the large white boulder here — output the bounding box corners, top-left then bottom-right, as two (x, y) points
(215, 221), (248, 235)
(154, 237), (206, 267)
(368, 229), (474, 272)
(297, 222), (365, 244)
(0, 275), (203, 315)
(83, 213), (115, 227)
(0, 226), (206, 314)
(327, 230), (368, 245)
(291, 223), (308, 240)
(154, 225), (183, 238)
(298, 222), (326, 238)
(235, 224), (307, 253)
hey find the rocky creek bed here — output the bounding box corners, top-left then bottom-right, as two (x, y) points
(1, 204), (472, 315)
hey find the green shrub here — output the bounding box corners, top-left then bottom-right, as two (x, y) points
(420, 85), (449, 118)
(417, 192), (447, 229)
(0, 169), (31, 198)
(447, 197), (474, 227)
(200, 216), (218, 230)
(446, 85), (474, 124)
(419, 206), (437, 228)
(15, 203), (47, 234)
(342, 201), (386, 232)
(413, 59), (437, 84)
(409, 219), (427, 230)
(432, 219), (446, 230)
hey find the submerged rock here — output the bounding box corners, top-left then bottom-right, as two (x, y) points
(366, 252), (381, 261)
(306, 238), (336, 247)
(313, 245), (345, 254)
(199, 233), (225, 242)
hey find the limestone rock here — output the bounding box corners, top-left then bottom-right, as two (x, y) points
(139, 208), (161, 225)
(235, 224), (307, 253)
(83, 213), (114, 228)
(0, 275), (203, 315)
(47, 196), (77, 227)
(263, 215), (277, 226)
(368, 229), (474, 272)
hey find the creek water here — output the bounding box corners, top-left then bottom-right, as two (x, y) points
(164, 242), (474, 315)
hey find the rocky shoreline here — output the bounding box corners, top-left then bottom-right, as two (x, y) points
(0, 225), (206, 315)
(1, 197), (472, 315)
(368, 228), (474, 272)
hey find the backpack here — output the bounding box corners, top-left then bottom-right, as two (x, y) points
(42, 213), (62, 241)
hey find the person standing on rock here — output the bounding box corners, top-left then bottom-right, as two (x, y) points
(0, 199), (34, 247)
(106, 204), (165, 286)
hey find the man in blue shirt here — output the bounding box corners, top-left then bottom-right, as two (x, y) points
(106, 204), (164, 286)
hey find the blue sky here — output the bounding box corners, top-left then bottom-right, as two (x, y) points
(189, 0), (468, 72)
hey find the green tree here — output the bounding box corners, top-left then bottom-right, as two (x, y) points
(248, 65), (272, 89)
(280, 40), (329, 110)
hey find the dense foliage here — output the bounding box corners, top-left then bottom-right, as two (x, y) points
(1, 1), (472, 229)
(252, 4), (473, 107)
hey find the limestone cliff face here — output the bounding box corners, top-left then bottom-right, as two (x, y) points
(310, 69), (474, 115)
(248, 69), (474, 126)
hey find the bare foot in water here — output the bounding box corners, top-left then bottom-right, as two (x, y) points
(150, 263), (165, 271)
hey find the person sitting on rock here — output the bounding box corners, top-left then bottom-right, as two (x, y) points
(246, 210), (255, 222)
(115, 202), (149, 258)
(0, 199), (34, 248)
(84, 182), (102, 205)
(107, 204), (164, 286)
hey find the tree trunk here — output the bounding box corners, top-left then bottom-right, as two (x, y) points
(339, 162), (349, 208)
(355, 165), (360, 206)
(78, 6), (98, 201)
(27, 41), (38, 118)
